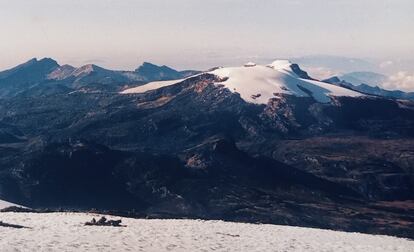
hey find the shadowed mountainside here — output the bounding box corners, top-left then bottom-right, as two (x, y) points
(0, 72), (413, 238)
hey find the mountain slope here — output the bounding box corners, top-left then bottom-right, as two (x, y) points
(0, 58), (58, 80)
(46, 64), (144, 91)
(0, 58), (59, 97)
(46, 64), (76, 80)
(135, 62), (200, 82)
(135, 62), (183, 81)
(352, 84), (414, 100)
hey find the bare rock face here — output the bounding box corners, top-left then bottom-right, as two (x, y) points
(289, 63), (314, 80)
(47, 65), (76, 80)
(85, 216), (124, 227)
(0, 221), (27, 229)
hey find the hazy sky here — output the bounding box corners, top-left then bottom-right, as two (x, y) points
(1, 0), (413, 71)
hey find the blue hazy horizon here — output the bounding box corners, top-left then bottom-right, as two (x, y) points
(1, 0), (413, 71)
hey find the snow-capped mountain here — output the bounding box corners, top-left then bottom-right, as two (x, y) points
(123, 60), (364, 103)
(2, 58), (412, 101)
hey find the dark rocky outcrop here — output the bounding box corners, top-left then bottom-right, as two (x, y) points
(290, 63), (314, 80)
(85, 216), (124, 227)
(0, 221), (28, 229)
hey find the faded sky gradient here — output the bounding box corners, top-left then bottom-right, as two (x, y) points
(1, 0), (413, 71)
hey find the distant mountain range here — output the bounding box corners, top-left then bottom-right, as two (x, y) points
(1, 57), (412, 100)
(323, 73), (414, 100)
(338, 71), (388, 87)
(0, 58), (200, 97)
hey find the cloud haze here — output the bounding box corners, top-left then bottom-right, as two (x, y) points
(383, 72), (414, 92)
(0, 0), (413, 71)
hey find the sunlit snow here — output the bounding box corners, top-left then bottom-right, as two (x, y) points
(0, 212), (412, 252)
(121, 78), (188, 94)
(0, 199), (22, 209)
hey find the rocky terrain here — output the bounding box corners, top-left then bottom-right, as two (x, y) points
(0, 59), (413, 239)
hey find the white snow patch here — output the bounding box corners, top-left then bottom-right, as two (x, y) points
(121, 78), (187, 94)
(121, 61), (365, 104)
(267, 59), (303, 76)
(0, 199), (22, 209)
(268, 59), (294, 71)
(211, 65), (309, 103)
(244, 62), (257, 67)
(0, 212), (412, 252)
(211, 65), (363, 103)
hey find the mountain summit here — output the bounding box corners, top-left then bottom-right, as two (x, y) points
(135, 62), (183, 81)
(0, 57), (59, 80)
(0, 58), (59, 97)
(135, 62), (200, 82)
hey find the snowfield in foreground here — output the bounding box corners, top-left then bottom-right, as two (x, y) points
(0, 212), (413, 252)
